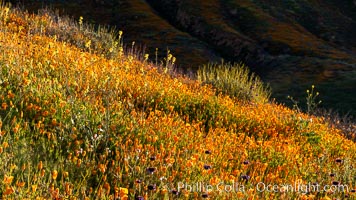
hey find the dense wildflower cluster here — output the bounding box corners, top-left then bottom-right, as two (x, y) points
(0, 3), (354, 199)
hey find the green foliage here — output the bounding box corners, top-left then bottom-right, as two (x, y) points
(197, 61), (271, 103)
(288, 85), (322, 115)
(306, 85), (322, 114)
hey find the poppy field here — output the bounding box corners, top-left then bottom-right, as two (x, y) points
(0, 2), (355, 199)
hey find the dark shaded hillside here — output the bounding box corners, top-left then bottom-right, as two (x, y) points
(10, 0), (356, 116)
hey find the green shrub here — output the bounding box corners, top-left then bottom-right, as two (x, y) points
(197, 61), (271, 103)
(287, 85), (322, 115)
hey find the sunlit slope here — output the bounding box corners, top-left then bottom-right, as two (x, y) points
(11, 0), (356, 116)
(0, 5), (355, 199)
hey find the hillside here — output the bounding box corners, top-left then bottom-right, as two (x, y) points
(0, 2), (355, 200)
(11, 0), (356, 117)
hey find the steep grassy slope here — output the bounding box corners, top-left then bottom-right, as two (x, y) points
(0, 3), (355, 200)
(11, 0), (356, 118)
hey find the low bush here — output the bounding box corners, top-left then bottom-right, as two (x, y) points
(197, 61), (271, 103)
